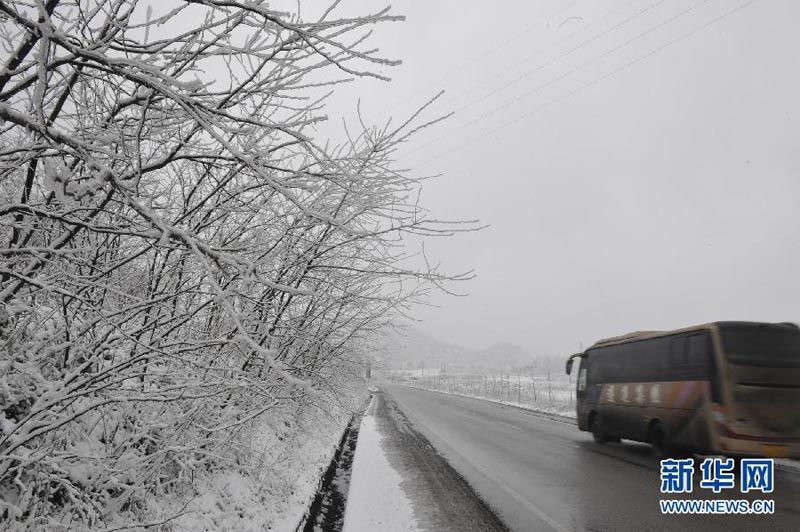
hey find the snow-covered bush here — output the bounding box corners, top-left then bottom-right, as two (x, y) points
(0, 1), (465, 528)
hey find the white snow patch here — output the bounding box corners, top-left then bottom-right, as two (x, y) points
(147, 397), (358, 532)
(342, 399), (420, 532)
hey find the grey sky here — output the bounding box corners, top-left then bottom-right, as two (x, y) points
(320, 0), (800, 357)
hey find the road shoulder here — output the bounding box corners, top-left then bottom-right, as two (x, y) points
(342, 390), (508, 532)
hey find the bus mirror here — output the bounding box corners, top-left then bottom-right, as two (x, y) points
(566, 358), (574, 375)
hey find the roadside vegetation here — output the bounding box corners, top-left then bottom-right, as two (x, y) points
(0, 1), (467, 528)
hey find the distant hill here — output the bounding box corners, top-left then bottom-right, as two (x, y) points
(375, 327), (536, 371)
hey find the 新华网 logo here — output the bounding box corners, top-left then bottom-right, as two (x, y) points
(659, 457), (775, 514)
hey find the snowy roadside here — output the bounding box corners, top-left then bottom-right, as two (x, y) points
(341, 395), (421, 532)
(142, 396), (363, 532)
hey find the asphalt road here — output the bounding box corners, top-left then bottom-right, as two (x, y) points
(381, 384), (800, 532)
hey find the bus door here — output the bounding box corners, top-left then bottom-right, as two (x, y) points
(568, 353), (590, 429)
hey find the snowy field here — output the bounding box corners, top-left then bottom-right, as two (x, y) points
(385, 370), (577, 418)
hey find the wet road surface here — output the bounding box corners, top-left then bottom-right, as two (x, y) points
(382, 385), (800, 532)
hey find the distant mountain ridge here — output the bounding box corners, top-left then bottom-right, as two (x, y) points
(376, 327), (536, 371)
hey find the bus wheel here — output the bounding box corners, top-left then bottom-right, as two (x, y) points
(590, 413), (608, 444)
(649, 422), (670, 459)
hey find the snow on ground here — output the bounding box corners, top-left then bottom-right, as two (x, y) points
(342, 397), (420, 532)
(141, 396), (362, 532)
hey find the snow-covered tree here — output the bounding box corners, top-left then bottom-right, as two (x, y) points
(0, 1), (466, 527)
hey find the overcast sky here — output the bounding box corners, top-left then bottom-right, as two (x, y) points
(317, 0), (800, 357)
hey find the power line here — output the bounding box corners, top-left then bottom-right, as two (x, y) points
(405, 0), (692, 158)
(425, 0), (642, 115)
(411, 0), (756, 169)
(404, 0), (714, 160)
(370, 0), (586, 120)
(447, 0), (667, 119)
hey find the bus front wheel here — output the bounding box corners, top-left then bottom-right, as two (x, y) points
(590, 413), (609, 444)
(649, 422), (671, 459)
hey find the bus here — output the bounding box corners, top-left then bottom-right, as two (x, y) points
(565, 321), (800, 458)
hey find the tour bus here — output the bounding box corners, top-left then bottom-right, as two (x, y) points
(565, 321), (800, 458)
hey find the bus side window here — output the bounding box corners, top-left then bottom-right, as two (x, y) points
(586, 351), (603, 383)
(687, 334), (710, 368)
(670, 333), (710, 380)
(702, 335), (722, 402)
(636, 337), (668, 381)
(670, 336), (689, 366)
(578, 368), (587, 391)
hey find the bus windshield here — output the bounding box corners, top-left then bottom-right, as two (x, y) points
(720, 324), (800, 368)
